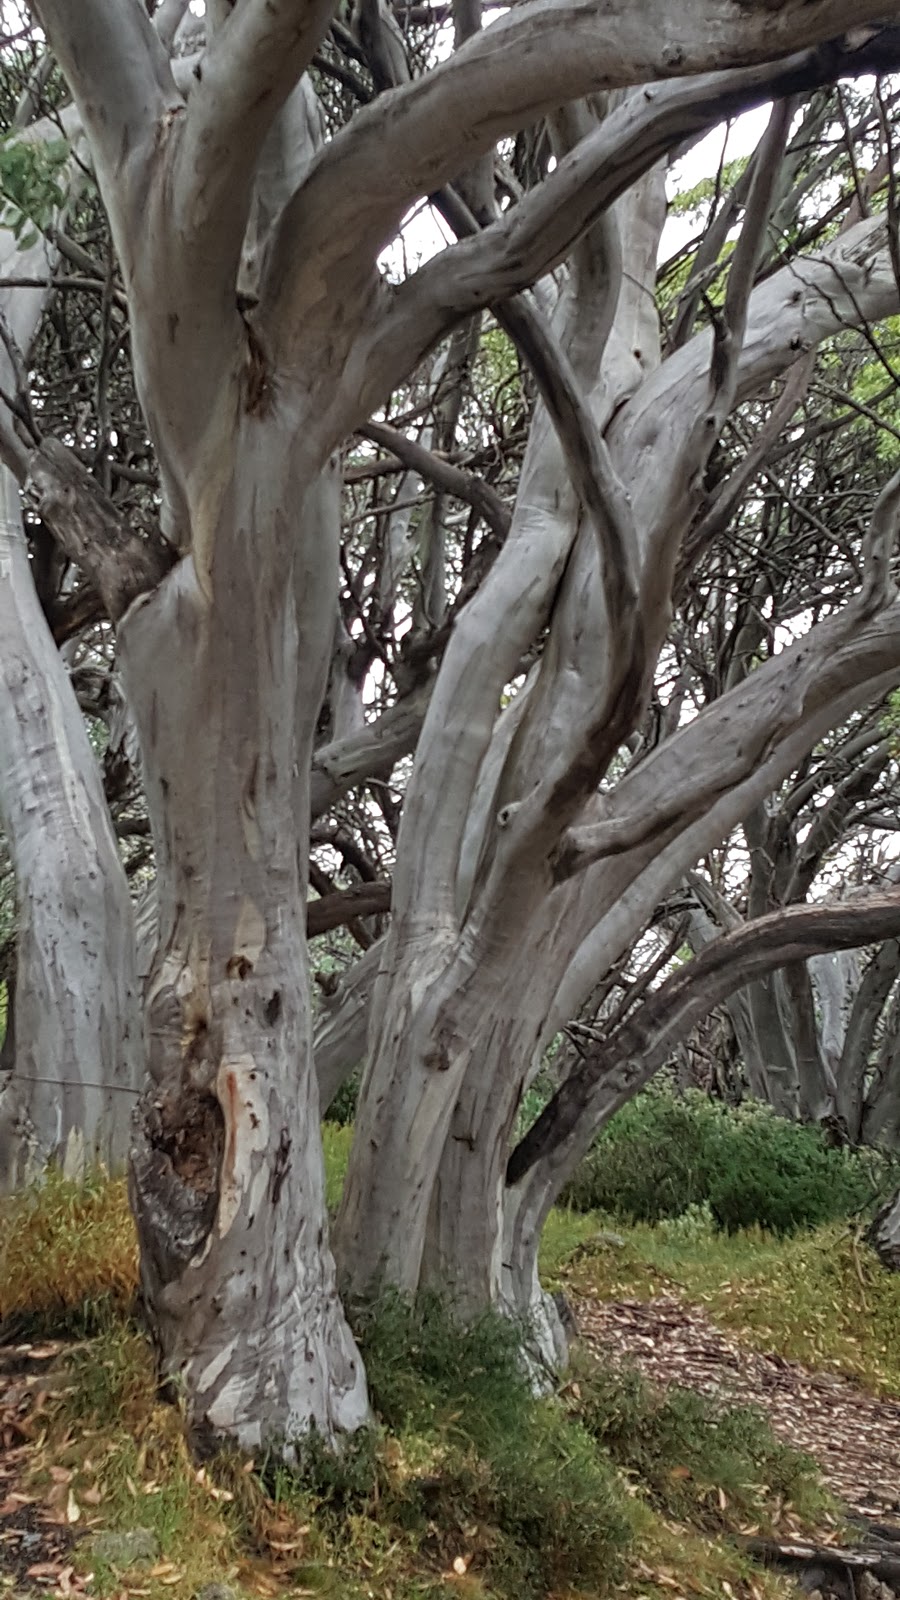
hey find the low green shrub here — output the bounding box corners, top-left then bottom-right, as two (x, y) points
(342, 1289), (633, 1597)
(561, 1086), (895, 1235)
(572, 1358), (830, 1529)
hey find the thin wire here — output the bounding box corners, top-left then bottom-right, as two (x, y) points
(5, 1076), (143, 1095)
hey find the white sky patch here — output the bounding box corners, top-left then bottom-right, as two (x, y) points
(662, 104), (772, 256)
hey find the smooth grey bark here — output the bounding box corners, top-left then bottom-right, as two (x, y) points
(337, 112), (900, 1309)
(0, 208), (142, 1190)
(23, 0), (900, 1440)
(121, 456), (368, 1450)
(19, 4), (371, 1447)
(811, 949), (859, 1113)
(310, 687), (430, 819)
(0, 468), (142, 1189)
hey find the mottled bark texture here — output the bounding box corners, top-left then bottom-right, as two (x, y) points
(0, 210), (142, 1190)
(0, 469), (142, 1189)
(120, 455), (368, 1449)
(17, 0), (900, 1434)
(337, 159), (900, 1329)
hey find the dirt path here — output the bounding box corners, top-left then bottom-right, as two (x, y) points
(574, 1292), (900, 1522)
(0, 1343), (80, 1593)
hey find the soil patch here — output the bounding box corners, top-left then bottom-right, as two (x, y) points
(575, 1292), (900, 1521)
(0, 1342), (82, 1592)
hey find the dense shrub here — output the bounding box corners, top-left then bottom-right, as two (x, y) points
(561, 1087), (895, 1234)
(347, 1289), (633, 1598)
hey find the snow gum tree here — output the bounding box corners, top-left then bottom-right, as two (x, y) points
(0, 188), (143, 1187)
(4, 0), (900, 1448)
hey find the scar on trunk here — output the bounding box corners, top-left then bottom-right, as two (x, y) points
(130, 1087), (225, 1283)
(241, 315), (272, 416)
(220, 1068), (241, 1190)
(150, 1086), (224, 1192)
(270, 1127), (292, 1206)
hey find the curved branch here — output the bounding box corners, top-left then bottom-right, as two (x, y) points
(507, 887), (900, 1189)
(554, 568), (900, 885)
(307, 880), (391, 935)
(175, 0), (335, 276)
(153, 0), (191, 53)
(400, 44), (891, 335)
(29, 0), (177, 204)
(423, 185), (641, 736)
(617, 212), (900, 542)
(351, 57), (900, 431)
(360, 420), (511, 542)
(493, 103), (822, 877)
(310, 685), (430, 817)
(265, 7), (900, 332)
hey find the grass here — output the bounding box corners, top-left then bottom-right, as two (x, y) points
(619, 1509), (797, 1600)
(0, 1128), (356, 1335)
(20, 1287), (634, 1600)
(0, 1165), (138, 1331)
(16, 1278), (823, 1600)
(321, 1120), (353, 1213)
(556, 1209), (900, 1395)
(539, 1203), (605, 1282)
(1, 1161), (864, 1600)
(568, 1356), (832, 1531)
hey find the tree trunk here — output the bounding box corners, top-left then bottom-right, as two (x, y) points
(861, 986), (900, 1150)
(120, 448), (368, 1451)
(838, 941), (900, 1143)
(335, 934), (479, 1295)
(869, 1187), (900, 1272)
(502, 1172), (571, 1372)
(419, 1009), (528, 1315)
(783, 961), (835, 1125)
(0, 467), (142, 1190)
(335, 856), (555, 1302)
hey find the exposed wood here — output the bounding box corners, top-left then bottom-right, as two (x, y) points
(26, 438), (176, 620)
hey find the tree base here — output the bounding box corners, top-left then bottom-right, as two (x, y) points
(870, 1189), (900, 1273)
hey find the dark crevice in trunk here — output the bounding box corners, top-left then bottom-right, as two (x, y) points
(130, 1089), (224, 1288)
